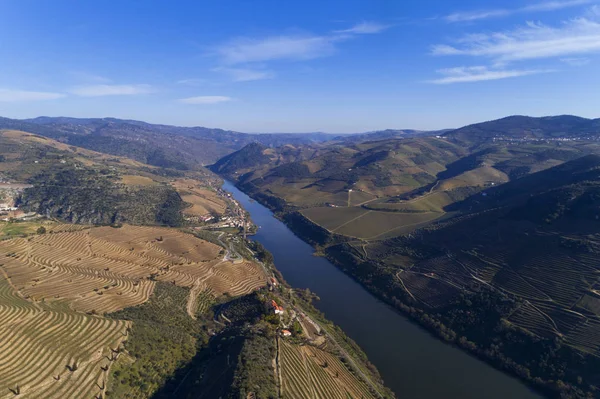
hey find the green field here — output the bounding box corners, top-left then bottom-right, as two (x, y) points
(301, 206), (370, 231)
(335, 210), (446, 239)
(302, 205), (446, 240)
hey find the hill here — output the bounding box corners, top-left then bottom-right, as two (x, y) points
(0, 222), (392, 399)
(215, 131), (600, 241)
(325, 156), (600, 397)
(0, 116), (337, 169)
(0, 129), (223, 226)
(213, 125), (600, 397)
(333, 128), (450, 143)
(444, 115), (600, 148)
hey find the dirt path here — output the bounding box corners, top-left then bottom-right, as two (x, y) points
(186, 279), (203, 319)
(275, 336), (283, 398)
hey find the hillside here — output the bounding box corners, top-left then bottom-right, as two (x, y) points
(0, 116), (337, 169)
(0, 129), (222, 226)
(314, 156), (600, 397)
(215, 132), (600, 241)
(0, 127), (394, 399)
(444, 115), (600, 148)
(0, 222), (393, 399)
(213, 127), (600, 397)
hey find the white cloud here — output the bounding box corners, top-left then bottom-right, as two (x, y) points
(178, 96), (232, 104)
(432, 18), (600, 62)
(214, 22), (387, 65)
(428, 66), (553, 84)
(334, 22), (390, 34)
(445, 0), (593, 22)
(588, 4), (600, 15)
(0, 88), (65, 102)
(213, 67), (274, 82)
(216, 35), (338, 65)
(560, 56), (591, 65)
(68, 84), (154, 97)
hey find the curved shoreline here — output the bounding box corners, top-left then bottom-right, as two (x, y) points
(222, 180), (543, 399)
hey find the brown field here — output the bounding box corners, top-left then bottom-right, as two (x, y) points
(0, 224), (266, 398)
(1, 130), (152, 170)
(0, 225), (266, 314)
(119, 174), (158, 186)
(279, 340), (377, 399)
(0, 273), (129, 399)
(171, 179), (227, 216)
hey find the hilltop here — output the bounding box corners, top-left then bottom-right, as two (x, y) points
(0, 116), (338, 169)
(443, 115), (600, 148)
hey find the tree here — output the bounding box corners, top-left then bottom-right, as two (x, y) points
(36, 226), (46, 234)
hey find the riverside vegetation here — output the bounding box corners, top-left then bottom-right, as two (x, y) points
(0, 128), (393, 399)
(212, 115), (600, 398)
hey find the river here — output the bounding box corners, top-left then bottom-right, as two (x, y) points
(222, 181), (542, 399)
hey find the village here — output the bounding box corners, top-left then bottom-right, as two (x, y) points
(0, 179), (35, 222)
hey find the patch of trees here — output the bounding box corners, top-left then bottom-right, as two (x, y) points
(325, 241), (600, 398)
(230, 327), (278, 399)
(20, 166), (185, 226)
(270, 161), (311, 179)
(107, 283), (209, 398)
(210, 142), (271, 175)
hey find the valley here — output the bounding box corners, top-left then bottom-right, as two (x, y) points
(0, 128), (393, 399)
(214, 115), (600, 398)
(2, 113), (600, 398)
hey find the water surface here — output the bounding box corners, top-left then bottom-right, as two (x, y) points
(223, 180), (541, 399)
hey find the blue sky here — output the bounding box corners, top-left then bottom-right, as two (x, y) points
(0, 0), (599, 132)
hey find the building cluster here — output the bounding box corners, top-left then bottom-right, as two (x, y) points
(492, 136), (597, 143)
(211, 215), (245, 229)
(0, 181), (35, 220)
(271, 299), (284, 315)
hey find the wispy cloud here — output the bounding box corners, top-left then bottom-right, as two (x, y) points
(0, 88), (65, 102)
(444, 0), (593, 22)
(213, 67), (274, 82)
(216, 35), (338, 65)
(432, 17), (600, 62)
(68, 84), (155, 97)
(334, 22), (390, 34)
(69, 71), (112, 83)
(561, 56), (591, 65)
(178, 96), (232, 104)
(428, 66), (553, 84)
(176, 78), (207, 86)
(214, 22), (387, 65)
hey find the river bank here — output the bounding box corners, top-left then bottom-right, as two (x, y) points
(222, 180), (542, 399)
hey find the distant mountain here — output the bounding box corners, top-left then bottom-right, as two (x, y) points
(443, 115), (600, 148)
(0, 116), (337, 170)
(335, 129), (449, 143)
(210, 142), (273, 175)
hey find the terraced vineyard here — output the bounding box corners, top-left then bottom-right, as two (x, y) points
(0, 273), (129, 399)
(279, 340), (377, 399)
(0, 224), (266, 315)
(0, 224), (267, 398)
